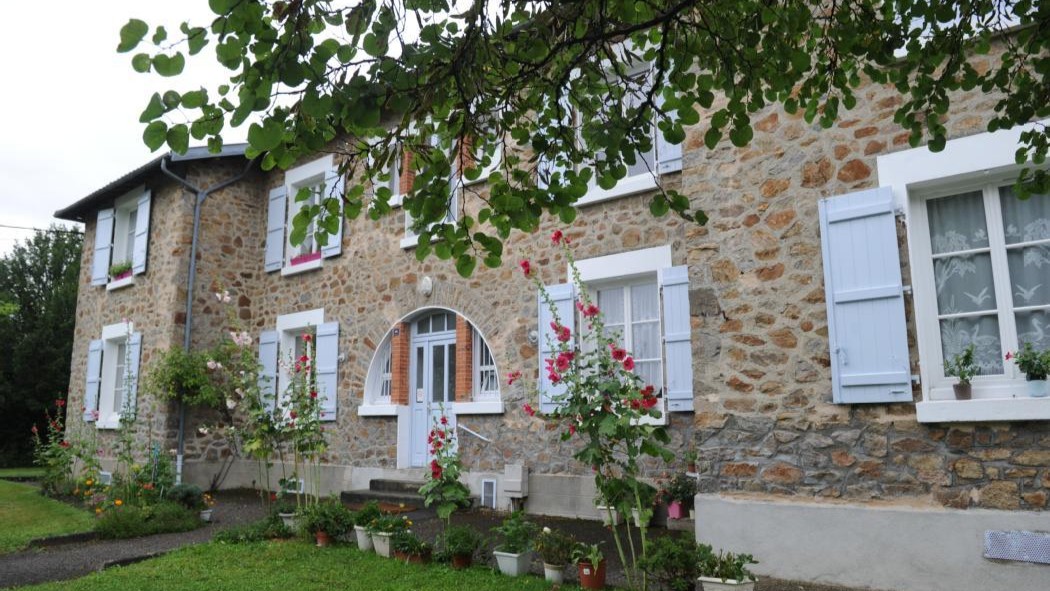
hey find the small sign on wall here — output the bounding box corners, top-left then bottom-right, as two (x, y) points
(416, 388), (424, 403)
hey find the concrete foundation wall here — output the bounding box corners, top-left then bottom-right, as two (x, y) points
(695, 494), (1050, 591)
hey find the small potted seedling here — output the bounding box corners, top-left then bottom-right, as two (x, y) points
(573, 542), (606, 590)
(109, 260), (133, 281)
(698, 550), (759, 591)
(945, 344), (978, 400)
(391, 529), (432, 564)
(534, 527), (576, 584)
(353, 501), (381, 551)
(664, 473), (698, 520)
(367, 513), (409, 558)
(491, 511), (536, 577)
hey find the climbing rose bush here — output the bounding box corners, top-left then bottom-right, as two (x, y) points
(516, 230), (673, 590)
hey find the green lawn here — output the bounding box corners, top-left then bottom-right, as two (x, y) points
(24, 541), (579, 591)
(0, 479), (94, 553)
(0, 467), (45, 479)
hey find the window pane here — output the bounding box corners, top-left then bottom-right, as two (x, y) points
(447, 343), (456, 403)
(630, 283), (659, 321)
(432, 313), (446, 332)
(940, 315), (1003, 375)
(114, 343), (126, 413)
(927, 191), (988, 254)
(415, 346), (424, 392)
(1015, 309), (1050, 351)
(432, 344), (445, 403)
(598, 287), (625, 324)
(631, 320), (661, 359)
(1006, 247), (1050, 307)
(634, 359), (662, 392)
(933, 253), (996, 314)
(1000, 186), (1050, 244)
(126, 209), (137, 260)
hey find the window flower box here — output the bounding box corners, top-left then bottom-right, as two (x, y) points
(290, 252), (322, 266)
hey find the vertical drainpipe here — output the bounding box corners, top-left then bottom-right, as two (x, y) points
(160, 155), (255, 485)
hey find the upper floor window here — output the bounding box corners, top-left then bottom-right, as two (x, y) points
(89, 188), (151, 290)
(265, 156), (344, 276)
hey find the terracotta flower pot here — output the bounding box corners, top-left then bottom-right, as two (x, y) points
(578, 560), (606, 590)
(953, 382), (972, 400)
(450, 553), (473, 569)
(314, 531), (331, 547)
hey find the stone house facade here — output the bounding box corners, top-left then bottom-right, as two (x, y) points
(57, 42), (1048, 590)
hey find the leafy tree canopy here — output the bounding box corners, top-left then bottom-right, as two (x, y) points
(123, 1), (1048, 275)
(0, 227), (82, 466)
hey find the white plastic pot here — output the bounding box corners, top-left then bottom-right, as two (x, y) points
(354, 525), (373, 551)
(493, 550), (532, 576)
(697, 576), (756, 591)
(595, 505), (622, 526)
(543, 563), (566, 584)
(372, 532), (393, 557)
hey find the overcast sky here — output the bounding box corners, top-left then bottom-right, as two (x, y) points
(0, 1), (245, 254)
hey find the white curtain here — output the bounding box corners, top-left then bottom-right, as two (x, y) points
(1001, 186), (1050, 352)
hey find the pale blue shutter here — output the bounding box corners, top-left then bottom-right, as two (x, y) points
(83, 339), (103, 421)
(258, 330), (279, 414)
(320, 172), (344, 259)
(655, 95), (683, 174)
(265, 187), (287, 272)
(538, 282), (575, 413)
(91, 208), (115, 286)
(659, 266), (693, 411)
(315, 321), (339, 422)
(818, 187), (911, 404)
(125, 332), (143, 421)
(132, 190), (151, 275)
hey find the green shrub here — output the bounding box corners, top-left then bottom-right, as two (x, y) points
(95, 501), (201, 539)
(638, 533), (713, 591)
(166, 483), (207, 510)
(299, 499), (354, 536)
(700, 549), (758, 583)
(352, 500), (381, 527)
(443, 524), (483, 557)
(491, 510), (536, 554)
(214, 515), (293, 544)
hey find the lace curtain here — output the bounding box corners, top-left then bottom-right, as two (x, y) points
(928, 187), (1050, 376)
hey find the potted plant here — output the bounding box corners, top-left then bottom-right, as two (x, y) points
(491, 510), (537, 576)
(391, 529), (432, 564)
(109, 260), (133, 281)
(353, 501), (381, 551)
(685, 448), (699, 473)
(534, 527), (576, 584)
(299, 499), (353, 547)
(368, 512), (409, 558)
(1008, 343), (1049, 397)
(574, 542), (606, 590)
(273, 495), (299, 529)
(444, 524), (483, 569)
(638, 533), (714, 591)
(595, 498), (623, 526)
(166, 483), (209, 520)
(200, 492), (216, 522)
(664, 473), (698, 520)
(698, 550), (759, 591)
(945, 344), (978, 400)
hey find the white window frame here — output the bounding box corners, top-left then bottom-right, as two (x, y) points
(274, 308), (325, 409)
(97, 321), (132, 429)
(472, 331), (500, 402)
(106, 191), (141, 291)
(574, 245), (672, 425)
(880, 119), (1050, 422)
(281, 156), (334, 276)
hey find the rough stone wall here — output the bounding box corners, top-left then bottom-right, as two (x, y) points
(67, 42), (1049, 511)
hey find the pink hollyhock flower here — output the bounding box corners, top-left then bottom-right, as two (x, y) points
(507, 370), (522, 385)
(523, 403), (536, 417)
(557, 325), (571, 343)
(551, 230), (564, 245)
(519, 260), (532, 276)
(582, 304), (599, 318)
(1005, 351), (1013, 360)
(303, 334), (312, 343)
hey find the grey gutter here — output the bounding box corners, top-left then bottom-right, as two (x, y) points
(160, 155), (256, 485)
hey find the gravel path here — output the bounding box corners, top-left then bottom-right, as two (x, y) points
(0, 490), (266, 589)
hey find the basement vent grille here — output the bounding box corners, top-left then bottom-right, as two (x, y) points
(984, 530), (1050, 564)
(99, 471), (113, 485)
(481, 479), (497, 509)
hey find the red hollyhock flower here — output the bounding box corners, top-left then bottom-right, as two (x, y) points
(523, 403), (536, 417)
(59, 441), (70, 448)
(289, 411), (297, 419)
(642, 396), (658, 409)
(519, 260), (532, 276)
(303, 334), (312, 342)
(310, 391), (318, 399)
(30, 425), (38, 434)
(640, 385), (655, 397)
(611, 348), (627, 361)
(568, 424), (576, 436)
(551, 230), (564, 245)
(548, 372), (561, 384)
(623, 356), (635, 371)
(557, 326), (571, 342)
(630, 399), (642, 410)
(507, 370), (522, 385)
(1005, 351), (1013, 360)
(440, 416), (448, 425)
(582, 304), (599, 318)
(55, 399), (66, 407)
(299, 355), (309, 363)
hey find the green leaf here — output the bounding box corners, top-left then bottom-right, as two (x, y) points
(131, 53), (152, 73)
(152, 53), (186, 77)
(167, 124), (190, 153)
(455, 254), (476, 277)
(117, 19), (149, 53)
(139, 93), (165, 123)
(704, 128), (721, 150)
(247, 119), (284, 151)
(143, 121), (168, 151)
(649, 196), (670, 217)
(151, 26), (167, 45)
(181, 89), (207, 109)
